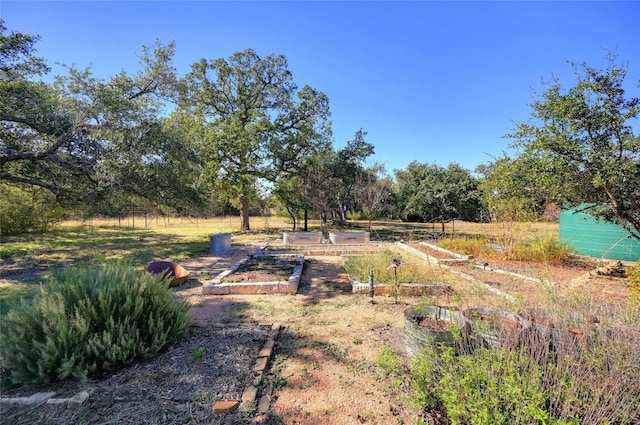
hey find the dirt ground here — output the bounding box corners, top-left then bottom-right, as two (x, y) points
(1, 241), (635, 425)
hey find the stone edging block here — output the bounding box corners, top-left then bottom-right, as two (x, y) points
(240, 323), (282, 421)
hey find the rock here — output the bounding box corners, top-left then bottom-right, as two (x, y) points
(213, 399), (239, 415)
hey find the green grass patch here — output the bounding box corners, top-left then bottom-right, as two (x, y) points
(0, 281), (37, 316)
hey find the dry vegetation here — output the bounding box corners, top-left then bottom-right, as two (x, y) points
(1, 218), (638, 424)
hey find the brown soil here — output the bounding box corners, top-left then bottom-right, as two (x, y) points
(1, 241), (635, 425)
(418, 317), (453, 331)
(220, 256), (298, 283)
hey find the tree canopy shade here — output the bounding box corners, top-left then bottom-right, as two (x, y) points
(507, 56), (640, 238)
(177, 49), (331, 230)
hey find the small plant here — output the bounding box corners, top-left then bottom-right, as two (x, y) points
(271, 354), (289, 389)
(352, 336), (363, 345)
(192, 347), (206, 359)
(376, 346), (404, 377)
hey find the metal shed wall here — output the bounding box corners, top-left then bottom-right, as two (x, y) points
(559, 208), (640, 262)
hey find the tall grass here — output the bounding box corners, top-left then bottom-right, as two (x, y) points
(440, 233), (571, 264)
(343, 249), (444, 284)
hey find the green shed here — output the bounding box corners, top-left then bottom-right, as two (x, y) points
(559, 206), (640, 262)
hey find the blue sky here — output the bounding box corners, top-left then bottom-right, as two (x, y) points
(3, 1), (639, 174)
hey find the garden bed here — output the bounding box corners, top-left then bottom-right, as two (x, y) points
(202, 254), (304, 295)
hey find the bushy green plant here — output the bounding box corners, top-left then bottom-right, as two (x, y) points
(0, 184), (63, 235)
(376, 345), (404, 377)
(0, 262), (190, 386)
(412, 345), (550, 425)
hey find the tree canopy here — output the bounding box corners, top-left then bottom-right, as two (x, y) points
(177, 49), (331, 230)
(395, 162), (481, 230)
(0, 21), (199, 212)
(507, 56), (640, 237)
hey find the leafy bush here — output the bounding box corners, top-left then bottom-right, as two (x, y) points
(0, 262), (190, 386)
(376, 345), (404, 377)
(0, 184), (63, 235)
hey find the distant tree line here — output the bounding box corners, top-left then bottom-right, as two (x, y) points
(2, 22), (638, 239)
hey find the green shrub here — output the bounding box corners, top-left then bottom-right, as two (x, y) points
(0, 262), (190, 386)
(0, 184), (63, 235)
(412, 345), (550, 425)
(376, 345), (404, 377)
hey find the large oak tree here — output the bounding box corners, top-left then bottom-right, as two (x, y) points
(178, 49), (331, 230)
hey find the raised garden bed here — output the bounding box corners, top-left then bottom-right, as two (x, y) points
(329, 232), (370, 245)
(404, 305), (465, 356)
(283, 232), (323, 245)
(202, 254), (304, 295)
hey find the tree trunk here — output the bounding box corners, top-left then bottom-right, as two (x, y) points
(286, 206), (297, 231)
(239, 194), (250, 231)
(303, 209), (308, 231)
(340, 204), (348, 223)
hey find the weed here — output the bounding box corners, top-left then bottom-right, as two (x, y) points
(377, 346), (404, 377)
(192, 347), (205, 359)
(409, 312), (640, 425)
(344, 249), (439, 284)
(628, 261), (640, 302)
(271, 354), (289, 389)
(192, 391), (210, 401)
(352, 336), (363, 345)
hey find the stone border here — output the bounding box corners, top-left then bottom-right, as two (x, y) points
(417, 241), (471, 264)
(243, 323), (282, 424)
(0, 389), (92, 410)
(202, 254), (304, 295)
(395, 242), (516, 302)
(262, 243), (383, 257)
